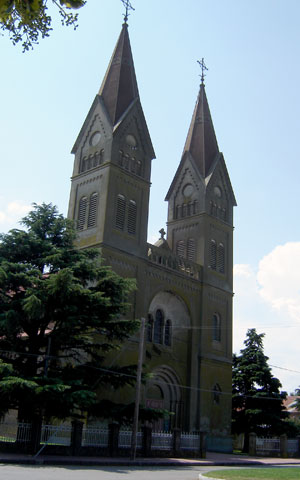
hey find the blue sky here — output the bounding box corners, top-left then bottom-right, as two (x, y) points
(1, 0), (300, 393)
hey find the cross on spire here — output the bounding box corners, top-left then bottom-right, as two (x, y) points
(197, 58), (208, 85)
(159, 228), (166, 240)
(121, 0), (135, 24)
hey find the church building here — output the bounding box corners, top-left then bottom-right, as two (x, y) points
(67, 18), (236, 448)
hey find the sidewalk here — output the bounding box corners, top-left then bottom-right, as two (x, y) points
(1, 451), (300, 467)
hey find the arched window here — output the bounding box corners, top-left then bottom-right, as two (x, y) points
(87, 192), (98, 228)
(154, 309), (164, 344)
(81, 156), (87, 172)
(187, 238), (196, 262)
(175, 205), (180, 219)
(164, 320), (172, 346)
(213, 384), (222, 405)
(210, 239), (217, 270)
(116, 194), (126, 230)
(77, 196), (87, 230)
(136, 159), (142, 176)
(176, 240), (185, 258)
(213, 313), (221, 342)
(127, 200), (137, 235)
(147, 314), (153, 342)
(218, 243), (225, 273)
(193, 200), (198, 215)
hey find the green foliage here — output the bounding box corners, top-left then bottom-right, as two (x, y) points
(88, 399), (170, 427)
(203, 468), (300, 480)
(0, 203), (138, 423)
(232, 329), (288, 442)
(0, 0), (86, 51)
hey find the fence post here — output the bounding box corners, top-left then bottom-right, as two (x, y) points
(297, 435), (300, 457)
(108, 423), (120, 457)
(142, 425), (152, 457)
(248, 432), (256, 456)
(172, 428), (181, 456)
(199, 431), (206, 458)
(71, 420), (84, 456)
(280, 434), (288, 458)
(29, 416), (42, 454)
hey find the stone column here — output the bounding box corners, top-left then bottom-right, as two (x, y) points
(199, 431), (206, 458)
(108, 423), (120, 457)
(280, 434), (288, 458)
(71, 420), (84, 456)
(248, 432), (257, 456)
(142, 425), (152, 457)
(172, 428), (181, 456)
(297, 435), (300, 457)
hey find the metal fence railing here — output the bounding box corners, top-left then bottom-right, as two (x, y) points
(180, 432), (200, 450)
(0, 422), (32, 443)
(82, 426), (109, 447)
(151, 431), (173, 450)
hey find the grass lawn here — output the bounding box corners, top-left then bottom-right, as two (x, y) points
(203, 467), (300, 479)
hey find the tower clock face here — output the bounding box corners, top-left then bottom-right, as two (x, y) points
(214, 186), (222, 198)
(182, 184), (194, 197)
(90, 131), (101, 147)
(126, 134), (137, 148)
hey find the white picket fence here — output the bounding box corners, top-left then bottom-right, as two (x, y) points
(82, 426), (109, 447)
(256, 436), (299, 456)
(256, 437), (280, 454)
(0, 422), (203, 452)
(151, 431), (173, 450)
(0, 423), (31, 443)
(40, 424), (72, 446)
(181, 432), (200, 450)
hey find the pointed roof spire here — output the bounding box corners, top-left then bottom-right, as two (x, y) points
(183, 71), (219, 178)
(99, 22), (139, 126)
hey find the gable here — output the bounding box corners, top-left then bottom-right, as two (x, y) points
(113, 97), (155, 161)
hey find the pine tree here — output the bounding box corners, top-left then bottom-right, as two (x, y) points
(232, 328), (288, 452)
(0, 203), (138, 425)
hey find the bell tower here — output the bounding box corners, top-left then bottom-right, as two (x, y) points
(165, 69), (236, 280)
(68, 21), (155, 258)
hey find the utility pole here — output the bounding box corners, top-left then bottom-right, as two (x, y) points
(130, 317), (145, 460)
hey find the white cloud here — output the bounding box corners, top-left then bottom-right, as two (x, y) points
(0, 201), (31, 232)
(7, 201), (31, 216)
(234, 243), (300, 393)
(257, 242), (300, 322)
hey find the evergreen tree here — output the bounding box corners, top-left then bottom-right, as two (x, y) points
(232, 328), (288, 451)
(0, 203), (138, 424)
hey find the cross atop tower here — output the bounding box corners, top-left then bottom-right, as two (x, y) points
(197, 58), (208, 85)
(121, 0), (135, 24)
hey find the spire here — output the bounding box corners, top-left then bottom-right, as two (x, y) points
(183, 82), (219, 178)
(99, 22), (139, 126)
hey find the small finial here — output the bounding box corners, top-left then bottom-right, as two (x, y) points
(197, 58), (208, 85)
(159, 228), (166, 240)
(121, 0), (135, 24)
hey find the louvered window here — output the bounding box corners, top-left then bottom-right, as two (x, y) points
(87, 192), (98, 228)
(187, 238), (196, 261)
(218, 243), (225, 273)
(77, 196), (87, 230)
(154, 309), (164, 344)
(176, 240), (185, 258)
(127, 200), (137, 235)
(213, 313), (221, 342)
(116, 194), (126, 230)
(164, 320), (172, 346)
(210, 240), (217, 270)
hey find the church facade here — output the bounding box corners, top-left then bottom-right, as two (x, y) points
(67, 22), (236, 445)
